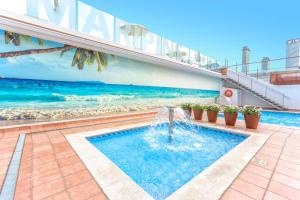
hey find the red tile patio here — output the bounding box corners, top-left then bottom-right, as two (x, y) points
(1, 111), (300, 200)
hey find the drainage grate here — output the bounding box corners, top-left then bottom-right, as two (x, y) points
(252, 157), (268, 166)
(0, 134), (25, 200)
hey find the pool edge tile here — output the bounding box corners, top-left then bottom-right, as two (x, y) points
(166, 133), (268, 200)
(66, 122), (268, 200)
(66, 122), (154, 200)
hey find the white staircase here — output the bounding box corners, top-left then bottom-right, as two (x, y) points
(224, 69), (288, 110)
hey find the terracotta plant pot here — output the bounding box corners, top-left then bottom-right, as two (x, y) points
(244, 114), (260, 129)
(207, 111), (219, 123)
(193, 110), (204, 120)
(224, 112), (238, 126)
(220, 67), (228, 76)
(183, 108), (192, 117)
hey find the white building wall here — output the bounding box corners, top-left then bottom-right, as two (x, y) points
(273, 85), (300, 110)
(220, 88), (273, 109)
(0, 0), (27, 15)
(219, 88), (239, 105)
(286, 38), (300, 70)
(142, 32), (162, 55)
(78, 2), (114, 41)
(0, 0), (77, 29)
(0, 0), (222, 92)
(98, 58), (221, 91)
(231, 87), (300, 110)
(0, 0), (216, 65)
(238, 91), (272, 108)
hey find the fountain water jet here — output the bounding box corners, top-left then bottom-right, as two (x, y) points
(167, 106), (175, 142)
(143, 107), (205, 152)
(144, 106), (205, 152)
(151, 106), (192, 143)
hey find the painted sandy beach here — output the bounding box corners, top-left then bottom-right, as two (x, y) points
(0, 78), (219, 120)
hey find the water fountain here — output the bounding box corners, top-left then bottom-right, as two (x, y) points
(144, 106), (205, 151)
(148, 106), (194, 142)
(167, 106), (175, 142)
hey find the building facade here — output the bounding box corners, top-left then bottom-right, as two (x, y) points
(261, 57), (270, 72)
(286, 38), (300, 70)
(242, 46), (250, 73)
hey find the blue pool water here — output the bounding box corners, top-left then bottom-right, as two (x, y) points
(219, 111), (300, 128)
(0, 78), (218, 110)
(87, 123), (247, 200)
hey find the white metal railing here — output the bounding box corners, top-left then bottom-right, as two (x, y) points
(211, 55), (300, 84)
(227, 69), (288, 107)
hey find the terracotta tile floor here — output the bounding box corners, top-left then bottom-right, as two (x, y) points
(0, 130), (21, 190)
(1, 111), (300, 200)
(13, 113), (155, 200)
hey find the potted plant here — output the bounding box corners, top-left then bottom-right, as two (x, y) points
(192, 104), (205, 120)
(181, 103), (192, 117)
(241, 105), (261, 129)
(206, 103), (221, 123)
(223, 105), (239, 126)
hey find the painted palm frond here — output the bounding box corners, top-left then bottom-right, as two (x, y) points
(2, 30), (110, 73)
(71, 48), (81, 67)
(99, 52), (108, 69)
(20, 35), (31, 42)
(4, 31), (21, 46)
(70, 48), (108, 72)
(37, 38), (44, 46)
(95, 52), (108, 72)
(85, 50), (96, 66)
(4, 31), (44, 46)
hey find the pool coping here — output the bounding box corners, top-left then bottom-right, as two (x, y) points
(66, 122), (269, 200)
(218, 111), (300, 130)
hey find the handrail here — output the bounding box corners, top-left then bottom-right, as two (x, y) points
(237, 71), (287, 96)
(226, 69), (289, 107)
(227, 69), (288, 96)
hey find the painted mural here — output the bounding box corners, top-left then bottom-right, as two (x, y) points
(0, 29), (219, 121)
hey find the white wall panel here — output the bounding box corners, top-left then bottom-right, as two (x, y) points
(0, 0), (27, 15)
(143, 32), (161, 55)
(78, 2), (114, 41)
(26, 0), (76, 29)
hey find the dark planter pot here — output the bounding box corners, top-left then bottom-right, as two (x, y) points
(183, 108), (192, 117)
(244, 114), (260, 129)
(224, 112), (238, 126)
(207, 111), (219, 123)
(193, 109), (204, 120)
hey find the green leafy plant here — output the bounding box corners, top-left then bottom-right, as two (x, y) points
(180, 103), (192, 110)
(192, 104), (206, 110)
(206, 103), (221, 112)
(223, 105), (239, 113)
(241, 105), (261, 116)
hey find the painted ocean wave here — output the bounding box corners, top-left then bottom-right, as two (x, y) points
(0, 78), (219, 120)
(52, 93), (136, 102)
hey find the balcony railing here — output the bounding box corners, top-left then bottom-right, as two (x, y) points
(214, 55), (300, 84)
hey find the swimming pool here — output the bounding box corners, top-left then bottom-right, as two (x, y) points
(87, 123), (247, 200)
(220, 111), (300, 128)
